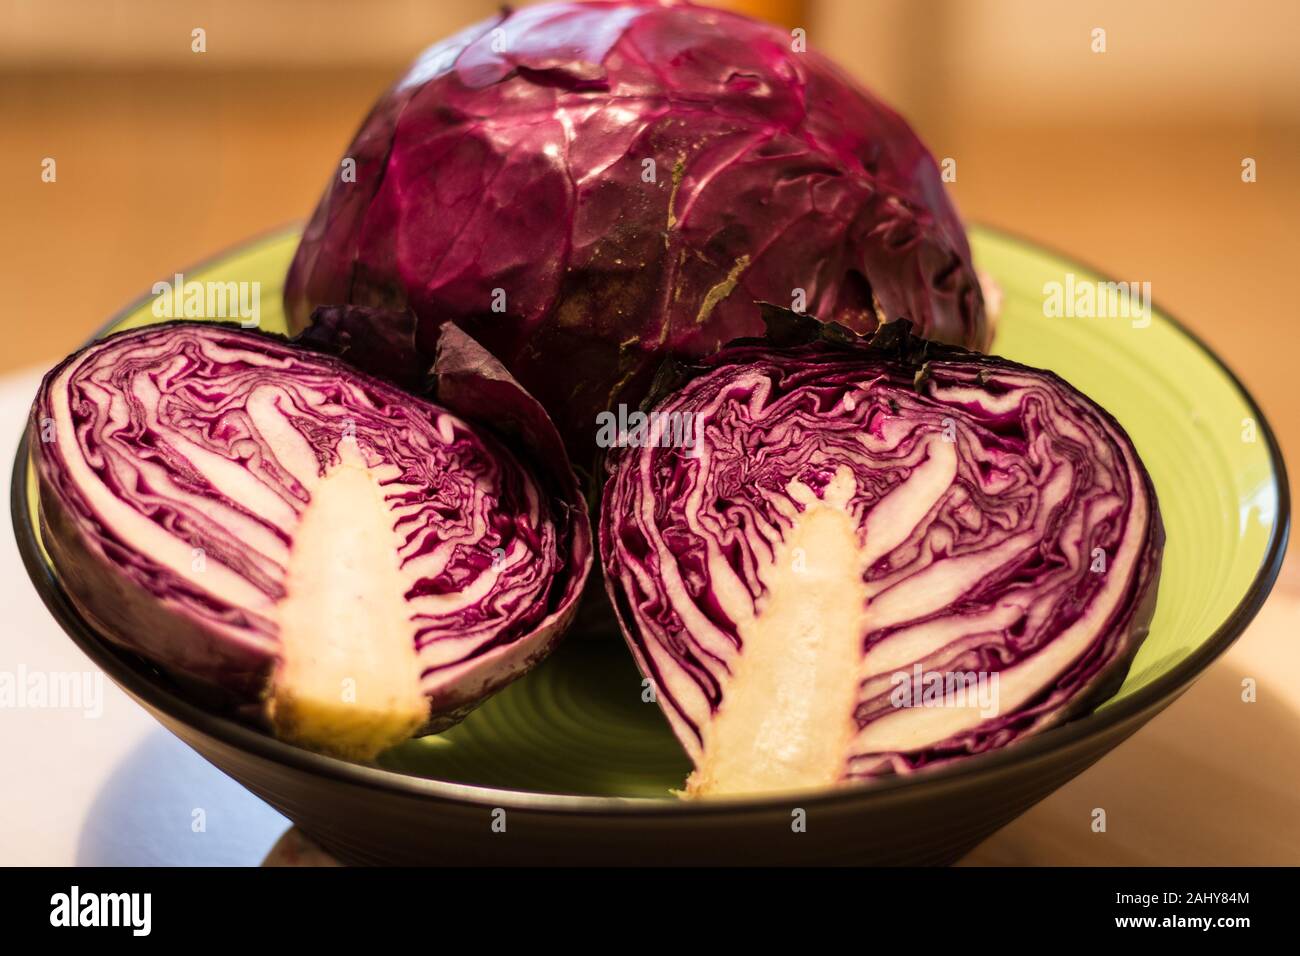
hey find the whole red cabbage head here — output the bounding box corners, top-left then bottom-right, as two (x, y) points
(285, 0), (987, 460)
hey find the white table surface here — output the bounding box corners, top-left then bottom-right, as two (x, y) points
(0, 368), (289, 866)
(1, 365), (1295, 867)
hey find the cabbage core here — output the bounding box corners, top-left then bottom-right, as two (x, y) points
(689, 467), (870, 795)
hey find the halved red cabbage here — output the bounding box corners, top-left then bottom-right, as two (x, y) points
(600, 319), (1162, 796)
(284, 0), (987, 458)
(32, 321), (591, 760)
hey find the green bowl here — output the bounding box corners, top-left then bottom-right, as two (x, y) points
(12, 226), (1288, 864)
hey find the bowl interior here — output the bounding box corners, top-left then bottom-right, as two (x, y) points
(20, 226), (1286, 798)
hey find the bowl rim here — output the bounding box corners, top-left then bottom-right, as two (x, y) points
(11, 223), (1291, 816)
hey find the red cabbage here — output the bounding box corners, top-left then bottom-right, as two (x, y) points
(32, 320), (591, 760)
(284, 0), (987, 457)
(600, 317), (1162, 795)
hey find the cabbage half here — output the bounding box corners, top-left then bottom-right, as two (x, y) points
(32, 320), (591, 760)
(600, 317), (1162, 796)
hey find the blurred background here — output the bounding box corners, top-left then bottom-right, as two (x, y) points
(2, 0), (1296, 492)
(1, 0), (1296, 864)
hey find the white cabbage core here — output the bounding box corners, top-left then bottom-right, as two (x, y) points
(688, 467), (869, 796)
(269, 443), (426, 760)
